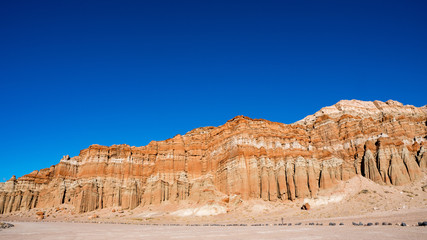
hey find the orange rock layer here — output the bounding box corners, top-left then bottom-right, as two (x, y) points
(0, 100), (426, 213)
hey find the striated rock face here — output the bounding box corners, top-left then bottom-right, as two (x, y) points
(0, 99), (426, 214)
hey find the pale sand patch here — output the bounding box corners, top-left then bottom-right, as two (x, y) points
(171, 204), (226, 217)
(304, 195), (345, 206)
(137, 212), (163, 218)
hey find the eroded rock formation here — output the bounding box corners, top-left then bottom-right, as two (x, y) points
(0, 99), (426, 213)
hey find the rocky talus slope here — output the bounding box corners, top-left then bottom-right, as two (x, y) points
(1, 100), (426, 214)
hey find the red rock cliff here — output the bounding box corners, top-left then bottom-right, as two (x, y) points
(0, 99), (426, 213)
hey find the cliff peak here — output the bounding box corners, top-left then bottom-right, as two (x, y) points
(227, 115), (253, 122)
(297, 99), (426, 125)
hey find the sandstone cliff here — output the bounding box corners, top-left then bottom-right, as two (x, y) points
(1, 99), (426, 214)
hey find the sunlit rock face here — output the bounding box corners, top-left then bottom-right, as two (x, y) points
(1, 99), (426, 213)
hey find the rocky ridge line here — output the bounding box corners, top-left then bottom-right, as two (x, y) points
(0, 99), (426, 213)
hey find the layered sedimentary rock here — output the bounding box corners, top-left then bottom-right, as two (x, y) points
(0, 99), (426, 214)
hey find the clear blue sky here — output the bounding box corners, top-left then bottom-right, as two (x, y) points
(1, 1), (426, 181)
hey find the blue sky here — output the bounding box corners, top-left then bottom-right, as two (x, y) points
(1, 1), (426, 181)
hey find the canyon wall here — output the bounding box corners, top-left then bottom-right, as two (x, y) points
(1, 99), (426, 214)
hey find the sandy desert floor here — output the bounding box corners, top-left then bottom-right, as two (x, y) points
(0, 221), (426, 240)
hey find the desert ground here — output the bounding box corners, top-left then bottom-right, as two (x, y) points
(0, 221), (426, 240)
(1, 175), (426, 239)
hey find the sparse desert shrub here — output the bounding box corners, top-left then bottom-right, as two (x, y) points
(359, 189), (369, 194)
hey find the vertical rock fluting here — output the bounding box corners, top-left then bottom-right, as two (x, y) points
(401, 147), (422, 181)
(388, 150), (411, 186)
(285, 159), (296, 201)
(362, 149), (383, 184)
(294, 157), (310, 198)
(417, 147), (427, 170)
(260, 166), (269, 201)
(376, 145), (392, 184)
(319, 163), (332, 190)
(276, 165), (287, 200)
(0, 99), (426, 213)
(306, 159), (318, 198)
